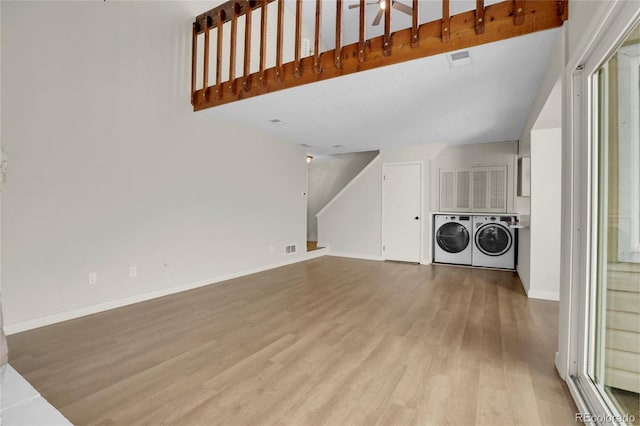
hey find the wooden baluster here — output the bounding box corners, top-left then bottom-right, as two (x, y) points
(558, 0), (568, 21)
(442, 0), (450, 42)
(216, 10), (223, 99)
(335, 0), (342, 68)
(475, 0), (485, 34)
(514, 0), (525, 25)
(294, 0), (302, 78)
(229, 3), (238, 94)
(214, 10), (224, 99)
(259, 0), (267, 86)
(191, 22), (197, 105)
(314, 0), (322, 73)
(358, 0), (365, 62)
(411, 0), (418, 47)
(243, 1), (252, 91)
(383, 0), (391, 56)
(276, 0), (284, 81)
(203, 16), (210, 101)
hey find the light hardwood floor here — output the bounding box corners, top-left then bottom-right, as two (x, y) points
(8, 257), (578, 425)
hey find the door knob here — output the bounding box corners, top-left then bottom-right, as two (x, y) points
(414, 216), (420, 220)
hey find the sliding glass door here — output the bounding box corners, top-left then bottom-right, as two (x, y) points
(571, 6), (640, 425)
(592, 20), (640, 424)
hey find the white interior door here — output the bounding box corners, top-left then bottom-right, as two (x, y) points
(383, 163), (421, 262)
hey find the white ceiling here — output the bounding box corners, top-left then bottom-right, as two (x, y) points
(205, 26), (561, 155)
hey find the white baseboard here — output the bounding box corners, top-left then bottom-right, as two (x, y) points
(526, 289), (560, 301)
(327, 252), (384, 261)
(4, 249), (328, 335)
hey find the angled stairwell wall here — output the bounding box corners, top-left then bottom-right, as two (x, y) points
(316, 155), (383, 260)
(307, 151), (379, 242)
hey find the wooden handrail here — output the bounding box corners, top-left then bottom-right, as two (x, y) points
(192, 0), (567, 111)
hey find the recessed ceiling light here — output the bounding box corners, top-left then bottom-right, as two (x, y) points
(269, 119), (287, 126)
(300, 143), (313, 148)
(333, 145), (343, 148)
(447, 50), (471, 68)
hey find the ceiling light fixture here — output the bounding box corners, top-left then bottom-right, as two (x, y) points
(306, 155), (314, 164)
(269, 118), (287, 126)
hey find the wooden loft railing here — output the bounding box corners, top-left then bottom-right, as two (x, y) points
(191, 0), (568, 111)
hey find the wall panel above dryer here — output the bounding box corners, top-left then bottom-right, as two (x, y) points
(439, 165), (507, 213)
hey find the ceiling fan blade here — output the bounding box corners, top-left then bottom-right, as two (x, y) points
(392, 0), (413, 15)
(372, 9), (384, 25)
(348, 1), (380, 9)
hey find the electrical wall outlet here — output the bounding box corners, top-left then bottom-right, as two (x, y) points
(88, 272), (97, 285)
(129, 266), (137, 277)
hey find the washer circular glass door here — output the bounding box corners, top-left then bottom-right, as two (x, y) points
(475, 223), (512, 256)
(436, 222), (470, 254)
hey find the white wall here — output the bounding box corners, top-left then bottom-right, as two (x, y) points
(1, 1), (308, 327)
(529, 128), (562, 300)
(307, 151), (378, 241)
(317, 156), (383, 258)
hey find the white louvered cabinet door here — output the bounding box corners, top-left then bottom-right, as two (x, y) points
(455, 170), (471, 210)
(471, 166), (507, 213)
(439, 170), (456, 211)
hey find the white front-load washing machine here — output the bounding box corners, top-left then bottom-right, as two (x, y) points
(472, 216), (516, 270)
(433, 215), (472, 266)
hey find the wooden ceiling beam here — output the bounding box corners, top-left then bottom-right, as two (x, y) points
(193, 0), (567, 111)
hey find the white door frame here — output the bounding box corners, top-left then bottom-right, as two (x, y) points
(381, 161), (424, 263)
(562, 1), (640, 422)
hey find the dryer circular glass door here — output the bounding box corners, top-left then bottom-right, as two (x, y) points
(475, 224), (512, 256)
(436, 222), (470, 254)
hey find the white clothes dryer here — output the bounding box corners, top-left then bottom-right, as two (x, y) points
(472, 216), (516, 270)
(433, 215), (472, 266)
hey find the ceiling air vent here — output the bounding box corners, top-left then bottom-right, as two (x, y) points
(448, 50), (471, 69)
